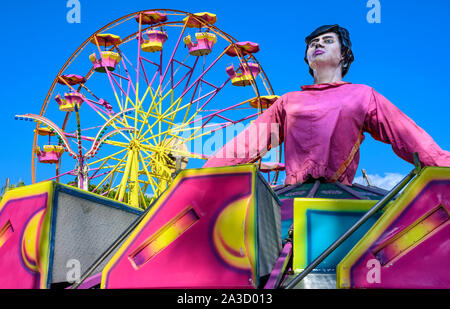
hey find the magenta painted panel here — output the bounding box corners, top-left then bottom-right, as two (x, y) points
(103, 172), (256, 289)
(0, 194), (48, 289)
(350, 181), (450, 288)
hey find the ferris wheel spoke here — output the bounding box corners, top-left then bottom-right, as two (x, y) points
(160, 97), (186, 146)
(185, 96), (255, 131)
(90, 150), (128, 193)
(138, 49), (227, 146)
(102, 71), (137, 140)
(135, 62), (219, 145)
(105, 167), (122, 196)
(142, 154), (175, 179)
(112, 150), (133, 201)
(89, 170), (114, 182)
(143, 143), (204, 161)
(137, 183), (148, 209)
(141, 183), (150, 201)
(138, 154), (158, 195)
(136, 87), (174, 142)
(139, 108), (186, 144)
(162, 81), (223, 125)
(157, 19), (189, 91)
(140, 55), (162, 92)
(78, 83), (101, 101)
(135, 81), (165, 124)
(178, 46), (231, 101)
(101, 181), (120, 197)
(137, 151), (161, 199)
(94, 163), (127, 170)
(155, 101), (209, 144)
(43, 169), (76, 182)
(200, 112), (259, 138)
(140, 148), (174, 177)
(88, 147), (128, 166)
(77, 84), (116, 116)
(257, 70), (272, 97)
(149, 57), (232, 146)
(139, 57), (150, 88)
(136, 37), (163, 92)
(137, 113), (179, 136)
(101, 72), (138, 143)
(131, 82), (155, 128)
(107, 70), (135, 110)
(117, 50), (138, 95)
(196, 78), (230, 111)
(161, 54), (197, 95)
(121, 47), (152, 94)
(143, 131), (188, 150)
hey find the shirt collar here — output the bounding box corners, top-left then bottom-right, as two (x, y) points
(301, 81), (351, 91)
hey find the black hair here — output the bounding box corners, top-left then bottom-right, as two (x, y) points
(304, 24), (354, 77)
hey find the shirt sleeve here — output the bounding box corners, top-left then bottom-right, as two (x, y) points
(363, 88), (450, 167)
(202, 96), (285, 168)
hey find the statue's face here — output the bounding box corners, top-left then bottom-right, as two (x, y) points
(306, 32), (343, 72)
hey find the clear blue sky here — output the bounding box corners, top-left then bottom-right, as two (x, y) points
(1, 0), (450, 187)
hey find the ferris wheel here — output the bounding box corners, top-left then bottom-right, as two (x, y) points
(24, 9), (283, 208)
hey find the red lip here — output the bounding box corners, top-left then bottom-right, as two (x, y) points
(314, 50), (325, 56)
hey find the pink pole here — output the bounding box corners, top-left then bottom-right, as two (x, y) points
(139, 58), (150, 87)
(159, 22), (188, 89)
(198, 78), (230, 110)
(140, 56), (160, 68)
(178, 47), (230, 99)
(119, 53), (137, 95)
(180, 57), (199, 92)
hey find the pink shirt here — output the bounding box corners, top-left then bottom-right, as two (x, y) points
(203, 82), (450, 185)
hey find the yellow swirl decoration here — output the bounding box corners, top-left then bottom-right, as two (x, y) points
(21, 209), (45, 273)
(212, 196), (255, 271)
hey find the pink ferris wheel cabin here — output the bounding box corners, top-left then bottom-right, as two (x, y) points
(135, 11), (168, 25)
(225, 41), (260, 57)
(182, 12), (218, 57)
(136, 11), (169, 53)
(183, 32), (217, 56)
(57, 74), (86, 86)
(34, 127), (55, 137)
(89, 51), (122, 73)
(89, 33), (122, 47)
(249, 95), (280, 109)
(141, 30), (168, 53)
(35, 145), (65, 164)
(183, 12), (217, 28)
(54, 92), (85, 112)
(225, 41), (260, 86)
(226, 62), (260, 87)
(89, 34), (122, 73)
